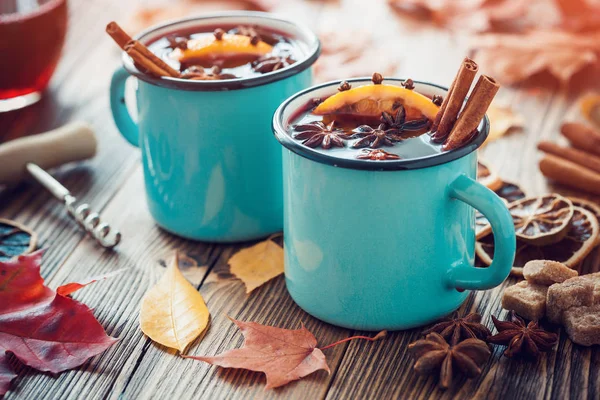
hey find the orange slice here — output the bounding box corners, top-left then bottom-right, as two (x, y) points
(172, 34), (272, 67)
(313, 84), (439, 121)
(476, 206), (599, 277)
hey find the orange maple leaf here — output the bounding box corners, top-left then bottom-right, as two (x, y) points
(185, 318), (386, 389)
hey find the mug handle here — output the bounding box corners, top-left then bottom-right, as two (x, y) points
(110, 67), (139, 147)
(446, 174), (516, 290)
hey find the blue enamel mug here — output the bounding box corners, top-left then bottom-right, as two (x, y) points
(273, 79), (516, 330)
(109, 12), (320, 242)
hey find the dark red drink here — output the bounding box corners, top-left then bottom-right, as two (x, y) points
(0, 0), (68, 111)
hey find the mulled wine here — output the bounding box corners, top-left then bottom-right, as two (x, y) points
(287, 74), (445, 161)
(146, 25), (301, 80)
(0, 0), (67, 111)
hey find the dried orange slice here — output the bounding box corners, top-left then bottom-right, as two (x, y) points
(313, 84), (439, 121)
(475, 180), (526, 239)
(171, 34), (273, 67)
(476, 206), (600, 276)
(570, 197), (600, 246)
(477, 159), (503, 191)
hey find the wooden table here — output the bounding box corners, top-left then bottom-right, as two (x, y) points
(2, 0), (599, 399)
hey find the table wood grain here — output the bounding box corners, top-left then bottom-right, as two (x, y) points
(1, 0), (599, 399)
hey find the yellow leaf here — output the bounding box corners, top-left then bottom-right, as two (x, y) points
(229, 238), (284, 294)
(483, 104), (524, 146)
(140, 252), (210, 352)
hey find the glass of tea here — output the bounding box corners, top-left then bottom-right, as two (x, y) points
(0, 0), (68, 112)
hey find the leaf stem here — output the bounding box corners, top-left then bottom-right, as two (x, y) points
(319, 330), (387, 350)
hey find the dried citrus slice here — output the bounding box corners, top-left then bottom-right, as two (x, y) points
(475, 180), (526, 239)
(476, 206), (600, 276)
(569, 197), (600, 246)
(171, 34), (273, 67)
(477, 159), (503, 191)
(313, 84), (439, 121)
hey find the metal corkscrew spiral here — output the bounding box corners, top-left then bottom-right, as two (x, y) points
(26, 163), (121, 249)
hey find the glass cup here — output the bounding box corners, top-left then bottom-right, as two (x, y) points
(0, 0), (68, 112)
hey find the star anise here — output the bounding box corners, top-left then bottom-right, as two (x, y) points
(351, 124), (399, 148)
(231, 25), (279, 45)
(408, 333), (490, 389)
(166, 35), (188, 50)
(251, 55), (296, 73)
(423, 312), (492, 345)
(380, 106), (431, 135)
(293, 121), (349, 149)
(181, 66), (237, 81)
(356, 149), (400, 160)
(487, 312), (558, 358)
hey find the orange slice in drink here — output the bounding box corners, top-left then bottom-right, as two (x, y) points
(172, 34), (273, 68)
(313, 84), (440, 121)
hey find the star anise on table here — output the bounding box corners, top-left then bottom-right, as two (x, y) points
(408, 333), (490, 389)
(380, 106), (431, 135)
(293, 121), (349, 149)
(252, 55), (296, 73)
(487, 312), (558, 359)
(423, 312), (491, 345)
(356, 149), (400, 160)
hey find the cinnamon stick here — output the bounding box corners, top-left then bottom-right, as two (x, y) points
(539, 154), (600, 195)
(125, 40), (180, 78)
(561, 122), (600, 157)
(431, 57), (478, 142)
(538, 141), (600, 174)
(125, 47), (171, 78)
(443, 75), (499, 151)
(106, 21), (132, 50)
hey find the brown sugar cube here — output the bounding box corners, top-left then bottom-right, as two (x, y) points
(581, 272), (600, 303)
(523, 260), (578, 285)
(546, 277), (594, 324)
(563, 304), (600, 346)
(502, 281), (548, 321)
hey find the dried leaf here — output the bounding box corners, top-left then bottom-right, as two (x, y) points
(228, 237), (284, 293)
(140, 252), (210, 352)
(0, 251), (117, 396)
(186, 318), (330, 388)
(483, 103), (524, 145)
(0, 219), (37, 261)
(556, 0), (600, 32)
(387, 0), (529, 32)
(470, 30), (600, 85)
(57, 268), (127, 297)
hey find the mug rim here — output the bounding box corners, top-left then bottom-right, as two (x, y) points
(272, 78), (489, 171)
(122, 11), (321, 92)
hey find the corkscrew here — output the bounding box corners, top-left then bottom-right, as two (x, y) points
(0, 122), (121, 249)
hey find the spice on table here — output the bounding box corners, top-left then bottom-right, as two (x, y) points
(561, 122), (600, 157)
(422, 312), (492, 345)
(540, 154), (600, 196)
(538, 141), (600, 174)
(487, 313), (558, 359)
(408, 333), (490, 389)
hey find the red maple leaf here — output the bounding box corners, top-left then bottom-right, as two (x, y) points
(186, 318), (386, 389)
(0, 251), (117, 396)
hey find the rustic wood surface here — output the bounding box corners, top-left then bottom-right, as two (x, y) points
(1, 0), (600, 399)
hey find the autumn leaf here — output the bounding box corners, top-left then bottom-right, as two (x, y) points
(483, 103), (524, 145)
(140, 252), (210, 352)
(470, 30), (600, 85)
(228, 237), (284, 293)
(0, 251), (117, 396)
(57, 268), (127, 296)
(185, 318), (386, 389)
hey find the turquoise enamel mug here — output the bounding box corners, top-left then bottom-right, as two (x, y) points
(272, 79), (516, 330)
(109, 12), (320, 242)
